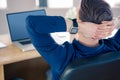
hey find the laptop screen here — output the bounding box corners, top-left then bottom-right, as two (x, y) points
(7, 9), (46, 41)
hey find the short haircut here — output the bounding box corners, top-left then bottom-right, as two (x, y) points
(79, 0), (113, 24)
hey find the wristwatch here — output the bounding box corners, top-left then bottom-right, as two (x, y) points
(70, 19), (78, 34)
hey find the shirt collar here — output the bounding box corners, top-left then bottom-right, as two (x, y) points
(73, 39), (104, 53)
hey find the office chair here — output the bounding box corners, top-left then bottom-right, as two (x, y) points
(61, 51), (120, 80)
(60, 18), (120, 80)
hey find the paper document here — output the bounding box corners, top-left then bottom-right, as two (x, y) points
(0, 42), (7, 48)
(50, 32), (70, 45)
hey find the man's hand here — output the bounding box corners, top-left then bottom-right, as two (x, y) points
(93, 21), (115, 39)
(78, 21), (115, 39)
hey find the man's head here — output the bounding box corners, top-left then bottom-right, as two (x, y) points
(78, 0), (113, 24)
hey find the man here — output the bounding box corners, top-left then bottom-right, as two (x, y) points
(26, 0), (120, 80)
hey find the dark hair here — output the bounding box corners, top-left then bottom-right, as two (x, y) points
(79, 0), (113, 24)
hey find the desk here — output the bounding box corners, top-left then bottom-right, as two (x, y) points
(0, 37), (75, 80)
(0, 44), (40, 80)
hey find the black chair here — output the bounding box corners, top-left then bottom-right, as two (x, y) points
(61, 51), (120, 80)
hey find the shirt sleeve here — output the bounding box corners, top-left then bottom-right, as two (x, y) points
(26, 15), (74, 69)
(27, 15), (67, 33)
(113, 29), (120, 41)
(112, 29), (120, 50)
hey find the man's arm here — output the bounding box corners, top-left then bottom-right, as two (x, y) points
(26, 15), (74, 70)
(26, 16), (67, 34)
(113, 29), (120, 42)
(110, 29), (120, 51)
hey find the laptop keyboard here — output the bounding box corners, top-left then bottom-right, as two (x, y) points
(20, 40), (31, 45)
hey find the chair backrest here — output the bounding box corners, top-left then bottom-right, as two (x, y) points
(61, 51), (120, 80)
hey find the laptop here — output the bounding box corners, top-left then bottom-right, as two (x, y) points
(6, 9), (46, 52)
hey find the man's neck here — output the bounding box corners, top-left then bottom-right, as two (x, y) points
(77, 33), (100, 47)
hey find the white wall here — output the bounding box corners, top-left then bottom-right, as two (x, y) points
(0, 10), (8, 34)
(0, 0), (69, 34)
(7, 0), (36, 11)
(0, 0), (120, 35)
(0, 0), (37, 34)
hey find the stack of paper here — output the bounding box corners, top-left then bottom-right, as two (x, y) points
(0, 41), (7, 48)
